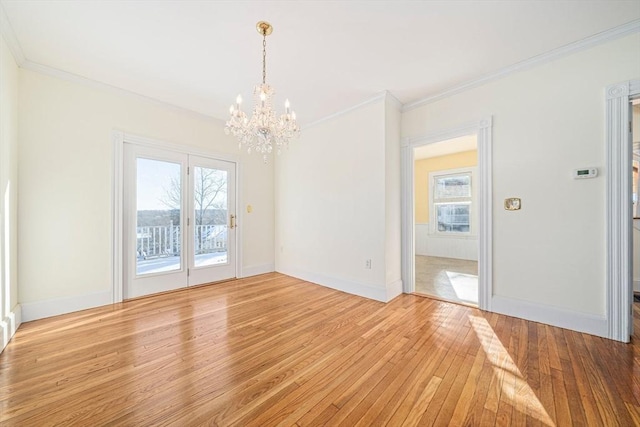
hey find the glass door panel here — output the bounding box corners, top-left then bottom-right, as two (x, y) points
(193, 166), (228, 267)
(136, 158), (182, 275)
(124, 144), (188, 299)
(188, 156), (236, 286)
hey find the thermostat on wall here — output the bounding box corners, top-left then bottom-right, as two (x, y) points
(573, 167), (598, 179)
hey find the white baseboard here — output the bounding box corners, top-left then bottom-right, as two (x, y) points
(277, 267), (395, 302)
(387, 279), (404, 301)
(1, 304), (22, 353)
(491, 295), (608, 338)
(21, 290), (113, 322)
(241, 263), (275, 278)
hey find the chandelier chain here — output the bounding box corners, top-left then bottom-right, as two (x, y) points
(262, 36), (267, 84)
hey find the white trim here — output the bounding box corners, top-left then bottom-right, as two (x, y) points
(403, 20), (640, 112)
(3, 14), (637, 132)
(428, 167), (477, 237)
(605, 79), (639, 342)
(21, 291), (112, 322)
(401, 117), (492, 311)
(477, 119), (493, 311)
(491, 296), (608, 338)
(21, 61), (225, 125)
(0, 304), (21, 353)
(112, 131), (124, 303)
(302, 92), (387, 130)
(401, 145), (415, 294)
(384, 91), (403, 111)
(241, 263), (275, 278)
(111, 130), (244, 302)
(402, 119), (486, 147)
(0, 3), (26, 65)
(279, 267), (396, 303)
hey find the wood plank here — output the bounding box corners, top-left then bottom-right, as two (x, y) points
(0, 274), (637, 426)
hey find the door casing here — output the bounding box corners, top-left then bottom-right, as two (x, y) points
(112, 131), (242, 303)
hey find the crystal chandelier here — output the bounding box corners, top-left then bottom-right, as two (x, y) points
(225, 21), (300, 163)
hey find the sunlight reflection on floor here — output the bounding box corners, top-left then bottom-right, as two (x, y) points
(469, 315), (556, 426)
(445, 271), (478, 304)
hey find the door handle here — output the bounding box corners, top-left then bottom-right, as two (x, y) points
(230, 214), (236, 229)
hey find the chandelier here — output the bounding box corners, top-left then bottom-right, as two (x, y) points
(225, 21), (300, 163)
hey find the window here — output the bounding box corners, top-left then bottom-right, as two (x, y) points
(430, 170), (474, 235)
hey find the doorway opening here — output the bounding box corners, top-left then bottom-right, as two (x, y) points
(413, 135), (478, 306)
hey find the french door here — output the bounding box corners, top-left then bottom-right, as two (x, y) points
(123, 144), (236, 299)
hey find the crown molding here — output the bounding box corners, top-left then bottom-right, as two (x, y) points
(20, 60), (225, 125)
(0, 2), (26, 65)
(403, 19), (640, 112)
(3, 6), (638, 129)
(384, 90), (403, 110)
(301, 91), (388, 130)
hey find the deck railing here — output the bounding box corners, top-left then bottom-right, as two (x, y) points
(137, 223), (226, 259)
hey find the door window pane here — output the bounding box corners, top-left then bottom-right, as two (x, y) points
(136, 158), (181, 275)
(193, 166), (228, 267)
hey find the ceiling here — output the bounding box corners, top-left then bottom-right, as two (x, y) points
(1, 1), (639, 126)
(414, 135), (477, 160)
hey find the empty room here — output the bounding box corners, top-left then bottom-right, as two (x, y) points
(1, 1), (639, 425)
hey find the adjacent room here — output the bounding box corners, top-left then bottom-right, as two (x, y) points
(1, 1), (639, 425)
(413, 135), (479, 306)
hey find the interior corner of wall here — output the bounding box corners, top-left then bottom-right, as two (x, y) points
(1, 303), (21, 353)
(386, 278), (403, 301)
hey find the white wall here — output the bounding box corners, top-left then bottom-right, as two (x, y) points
(384, 96), (402, 293)
(18, 69), (275, 319)
(276, 94), (402, 301)
(403, 33), (640, 321)
(0, 33), (20, 350)
(416, 226), (478, 261)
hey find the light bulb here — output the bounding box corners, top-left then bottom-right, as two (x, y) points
(236, 95), (242, 106)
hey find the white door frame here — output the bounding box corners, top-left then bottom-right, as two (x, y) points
(605, 79), (639, 342)
(111, 130), (243, 303)
(401, 117), (493, 310)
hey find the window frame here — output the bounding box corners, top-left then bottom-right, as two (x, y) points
(428, 166), (477, 237)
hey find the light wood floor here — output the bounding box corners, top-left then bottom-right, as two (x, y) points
(415, 256), (478, 306)
(1, 273), (639, 426)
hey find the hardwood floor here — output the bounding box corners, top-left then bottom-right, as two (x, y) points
(1, 273), (639, 426)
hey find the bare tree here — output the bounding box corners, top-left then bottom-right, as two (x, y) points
(161, 168), (227, 222)
(161, 168), (227, 253)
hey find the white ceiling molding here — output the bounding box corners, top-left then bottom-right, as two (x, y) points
(20, 60), (224, 125)
(0, 2), (25, 65)
(2, 4), (638, 130)
(385, 91), (403, 111)
(403, 19), (640, 112)
(301, 91), (388, 130)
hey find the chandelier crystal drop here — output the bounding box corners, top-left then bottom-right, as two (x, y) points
(225, 21), (300, 163)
